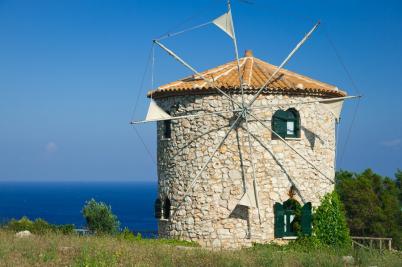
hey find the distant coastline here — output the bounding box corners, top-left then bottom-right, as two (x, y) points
(0, 181), (157, 236)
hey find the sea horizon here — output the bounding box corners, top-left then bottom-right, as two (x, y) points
(0, 181), (158, 236)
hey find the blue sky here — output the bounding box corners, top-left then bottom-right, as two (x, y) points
(0, 0), (401, 181)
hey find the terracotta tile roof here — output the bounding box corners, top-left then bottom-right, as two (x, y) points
(148, 50), (346, 98)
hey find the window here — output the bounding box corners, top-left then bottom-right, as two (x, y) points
(154, 198), (162, 219)
(163, 198), (171, 219)
(155, 197), (172, 220)
(282, 199), (301, 236)
(274, 200), (312, 238)
(272, 108), (300, 138)
(163, 112), (171, 139)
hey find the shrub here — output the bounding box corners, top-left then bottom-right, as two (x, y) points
(82, 198), (120, 235)
(117, 228), (142, 241)
(313, 191), (351, 248)
(5, 216), (34, 232)
(290, 236), (322, 251)
(2, 217), (74, 235)
(56, 224), (75, 235)
(32, 218), (54, 234)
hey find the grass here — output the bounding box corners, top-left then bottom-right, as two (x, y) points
(0, 230), (400, 267)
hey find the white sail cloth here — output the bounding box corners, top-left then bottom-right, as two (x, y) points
(145, 99), (171, 121)
(213, 11), (234, 39)
(238, 186), (257, 208)
(319, 99), (344, 122)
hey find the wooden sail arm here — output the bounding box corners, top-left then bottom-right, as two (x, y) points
(246, 21), (321, 109)
(153, 40), (243, 110)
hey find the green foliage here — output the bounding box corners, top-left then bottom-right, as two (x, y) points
(117, 228), (142, 241)
(313, 191), (351, 248)
(152, 238), (199, 247)
(74, 245), (117, 267)
(336, 169), (402, 249)
(395, 169), (402, 204)
(57, 224), (75, 234)
(2, 216), (74, 235)
(82, 198), (120, 235)
(251, 242), (401, 267)
(32, 218), (52, 234)
(5, 216), (33, 232)
(1, 229), (401, 267)
(290, 236), (322, 251)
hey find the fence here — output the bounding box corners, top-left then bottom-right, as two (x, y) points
(351, 236), (392, 251)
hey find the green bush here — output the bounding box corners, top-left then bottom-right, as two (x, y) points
(56, 224), (75, 235)
(117, 228), (142, 241)
(313, 191), (351, 248)
(82, 199), (120, 235)
(31, 218), (53, 234)
(2, 216), (74, 235)
(5, 216), (34, 232)
(290, 235), (322, 251)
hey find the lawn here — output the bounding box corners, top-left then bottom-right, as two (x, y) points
(0, 230), (400, 267)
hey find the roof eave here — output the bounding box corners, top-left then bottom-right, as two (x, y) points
(147, 87), (347, 99)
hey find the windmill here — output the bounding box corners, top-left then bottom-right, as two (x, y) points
(131, 1), (360, 249)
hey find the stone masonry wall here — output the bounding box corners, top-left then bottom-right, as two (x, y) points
(156, 93), (336, 249)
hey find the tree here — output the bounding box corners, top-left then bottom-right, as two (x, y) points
(82, 199), (120, 234)
(336, 169), (384, 236)
(395, 169), (402, 204)
(336, 169), (402, 250)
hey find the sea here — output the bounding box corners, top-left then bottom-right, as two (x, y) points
(0, 181), (158, 237)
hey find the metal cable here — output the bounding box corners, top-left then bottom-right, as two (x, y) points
(132, 127), (156, 165)
(156, 22), (212, 41)
(339, 98), (361, 167)
(131, 46), (154, 121)
(322, 24), (362, 167)
(155, 1), (219, 40)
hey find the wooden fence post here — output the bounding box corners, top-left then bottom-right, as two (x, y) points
(351, 237), (392, 251)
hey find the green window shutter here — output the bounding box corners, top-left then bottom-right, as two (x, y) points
(274, 202), (284, 238)
(292, 110), (300, 138)
(272, 110), (287, 138)
(154, 199), (162, 219)
(301, 202), (312, 236)
(294, 119), (300, 137)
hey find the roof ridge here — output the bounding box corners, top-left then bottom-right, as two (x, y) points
(241, 57), (253, 87)
(252, 57), (340, 91)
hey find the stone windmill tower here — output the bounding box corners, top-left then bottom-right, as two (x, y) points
(131, 2), (358, 249)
